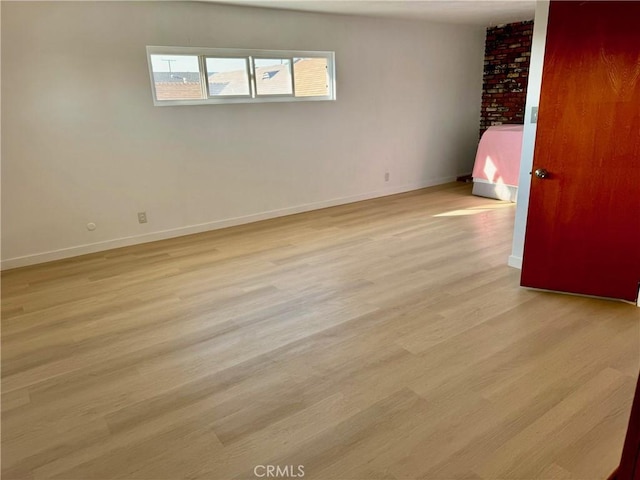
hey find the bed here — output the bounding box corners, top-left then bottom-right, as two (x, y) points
(472, 124), (524, 202)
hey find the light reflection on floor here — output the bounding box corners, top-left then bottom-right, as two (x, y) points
(434, 202), (515, 217)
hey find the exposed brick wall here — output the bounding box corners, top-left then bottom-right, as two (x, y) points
(479, 20), (534, 137)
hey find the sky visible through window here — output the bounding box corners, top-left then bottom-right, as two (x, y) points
(150, 55), (199, 73)
(151, 56), (294, 73)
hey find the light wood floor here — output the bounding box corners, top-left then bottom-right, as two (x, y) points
(2, 182), (638, 480)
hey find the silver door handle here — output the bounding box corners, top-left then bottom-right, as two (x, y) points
(534, 168), (550, 179)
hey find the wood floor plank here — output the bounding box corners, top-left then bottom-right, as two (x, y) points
(2, 182), (638, 480)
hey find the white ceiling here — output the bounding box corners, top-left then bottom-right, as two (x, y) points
(207, 0), (536, 26)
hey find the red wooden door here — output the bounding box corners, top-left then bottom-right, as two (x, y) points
(521, 0), (640, 303)
(609, 372), (640, 480)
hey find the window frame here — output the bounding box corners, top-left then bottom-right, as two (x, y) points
(147, 46), (336, 106)
(252, 56), (295, 98)
(204, 56), (253, 99)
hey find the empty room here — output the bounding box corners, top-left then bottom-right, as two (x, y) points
(1, 0), (639, 479)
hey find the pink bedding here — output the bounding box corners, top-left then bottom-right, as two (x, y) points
(472, 125), (524, 187)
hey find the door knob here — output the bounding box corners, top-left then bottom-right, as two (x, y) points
(534, 168), (550, 179)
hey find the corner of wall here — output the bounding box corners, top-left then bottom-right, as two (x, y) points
(509, 0), (551, 266)
(508, 255), (523, 269)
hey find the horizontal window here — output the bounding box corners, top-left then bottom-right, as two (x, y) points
(294, 57), (330, 97)
(206, 57), (251, 97)
(147, 46), (336, 106)
(254, 58), (293, 96)
(150, 54), (203, 101)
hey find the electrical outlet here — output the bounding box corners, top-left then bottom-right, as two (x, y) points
(138, 212), (147, 224)
(385, 172), (390, 182)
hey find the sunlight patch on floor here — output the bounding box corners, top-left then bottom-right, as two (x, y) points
(434, 202), (515, 217)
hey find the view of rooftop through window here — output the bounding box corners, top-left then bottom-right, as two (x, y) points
(254, 59), (292, 96)
(206, 58), (251, 97)
(150, 54), (203, 101)
(294, 57), (330, 97)
(148, 47), (335, 105)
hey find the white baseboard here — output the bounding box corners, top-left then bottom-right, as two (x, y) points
(1, 177), (457, 270)
(508, 255), (523, 269)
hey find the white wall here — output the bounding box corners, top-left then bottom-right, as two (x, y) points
(1, 1), (485, 269)
(508, 0), (550, 269)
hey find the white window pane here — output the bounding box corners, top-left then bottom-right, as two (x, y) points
(293, 57), (329, 97)
(206, 57), (251, 97)
(254, 58), (292, 96)
(150, 55), (203, 101)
